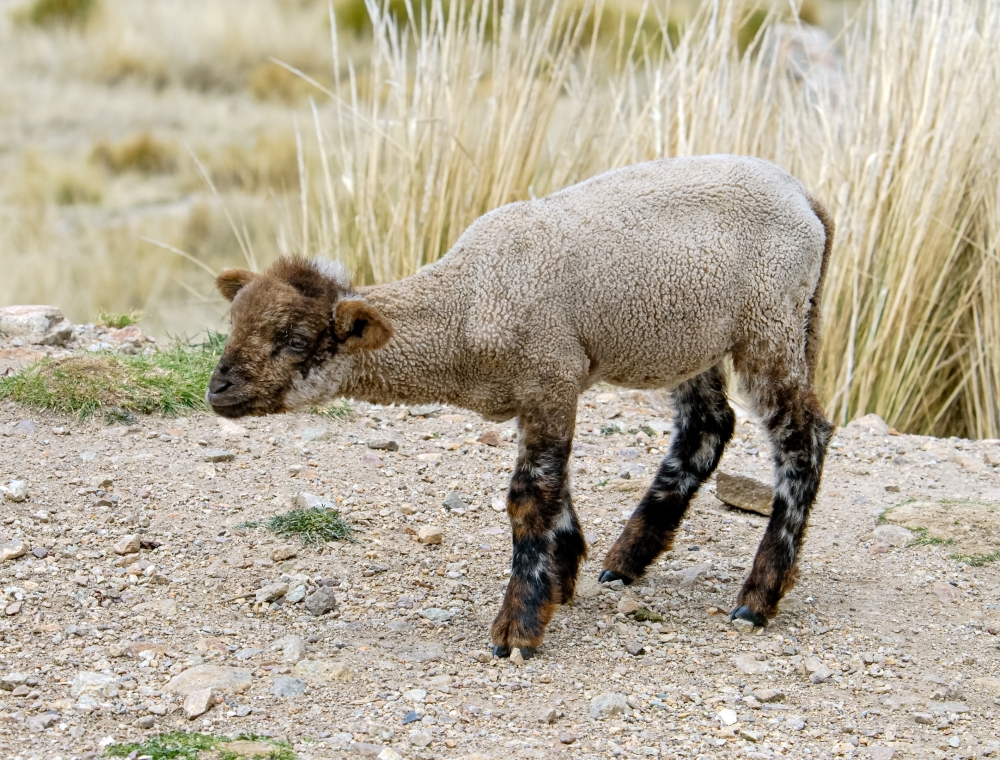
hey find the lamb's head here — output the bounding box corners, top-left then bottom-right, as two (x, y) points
(206, 257), (393, 418)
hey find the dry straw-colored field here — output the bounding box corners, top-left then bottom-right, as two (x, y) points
(2, 0), (999, 439)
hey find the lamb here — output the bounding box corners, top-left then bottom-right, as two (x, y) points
(206, 154), (834, 658)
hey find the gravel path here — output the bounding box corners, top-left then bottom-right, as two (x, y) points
(2, 386), (1000, 760)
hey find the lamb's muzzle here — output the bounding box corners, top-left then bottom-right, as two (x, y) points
(208, 154), (835, 658)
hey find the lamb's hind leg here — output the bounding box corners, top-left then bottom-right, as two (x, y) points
(491, 407), (575, 658)
(731, 382), (832, 627)
(601, 365), (735, 584)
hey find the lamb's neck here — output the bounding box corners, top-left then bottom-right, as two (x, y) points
(338, 270), (469, 408)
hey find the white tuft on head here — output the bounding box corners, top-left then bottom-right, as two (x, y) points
(310, 258), (352, 289)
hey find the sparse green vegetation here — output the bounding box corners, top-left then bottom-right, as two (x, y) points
(97, 309), (143, 328)
(308, 398), (353, 419)
(241, 507), (353, 545)
(0, 333), (224, 420)
(16, 0), (98, 27)
(105, 731), (295, 760)
(950, 550), (1000, 567)
(600, 426), (619, 437)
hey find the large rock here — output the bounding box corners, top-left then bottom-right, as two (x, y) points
(0, 481), (28, 503)
(715, 472), (773, 516)
(163, 664), (252, 696)
(305, 586), (338, 616)
(0, 305), (73, 346)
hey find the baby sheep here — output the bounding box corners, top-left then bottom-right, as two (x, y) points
(207, 154), (834, 657)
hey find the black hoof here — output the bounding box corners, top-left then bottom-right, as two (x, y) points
(730, 605), (768, 627)
(492, 645), (535, 659)
(598, 569), (633, 585)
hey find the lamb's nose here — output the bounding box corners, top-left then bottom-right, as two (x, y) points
(209, 372), (232, 395)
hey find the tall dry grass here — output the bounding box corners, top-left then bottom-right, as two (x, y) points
(277, 0), (999, 438)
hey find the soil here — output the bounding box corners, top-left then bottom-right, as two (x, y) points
(2, 380), (1000, 759)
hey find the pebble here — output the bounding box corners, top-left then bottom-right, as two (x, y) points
(679, 560), (713, 589)
(420, 608), (453, 623)
(31, 546), (47, 559)
(113, 534), (141, 555)
(417, 526), (443, 544)
(753, 688), (785, 703)
(0, 480), (28, 502)
(539, 707), (558, 724)
(377, 749), (403, 760)
(930, 581), (962, 604)
(509, 648), (525, 666)
(913, 712), (934, 725)
(183, 687), (218, 719)
(368, 439), (399, 451)
(734, 653), (770, 675)
(403, 710), (421, 724)
(0, 540), (27, 562)
(71, 671), (118, 699)
(873, 524), (914, 547)
(293, 659), (353, 683)
(5, 601), (21, 616)
(409, 730), (433, 748)
(558, 732), (577, 744)
(0, 672), (28, 691)
(137, 715), (155, 729)
(286, 584), (307, 603)
(804, 656), (834, 683)
(478, 430), (502, 446)
(590, 692), (628, 719)
(409, 405), (441, 417)
(625, 641), (645, 656)
(26, 713), (56, 732)
(203, 449), (235, 462)
(271, 675), (305, 697)
(280, 635), (307, 664)
(718, 708), (738, 726)
(618, 598), (641, 615)
(304, 586), (338, 616)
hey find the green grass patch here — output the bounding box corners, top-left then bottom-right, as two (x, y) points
(950, 549), (1000, 567)
(0, 333), (224, 420)
(105, 731), (295, 760)
(16, 0), (97, 27)
(97, 309), (143, 328)
(307, 398), (352, 419)
(908, 528), (955, 547)
(600, 425), (619, 436)
(240, 507), (353, 545)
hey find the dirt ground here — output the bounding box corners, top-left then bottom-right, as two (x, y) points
(2, 366), (1000, 759)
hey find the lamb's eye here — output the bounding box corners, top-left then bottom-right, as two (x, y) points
(287, 336), (309, 352)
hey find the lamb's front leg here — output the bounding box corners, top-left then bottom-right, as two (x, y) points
(491, 408), (574, 658)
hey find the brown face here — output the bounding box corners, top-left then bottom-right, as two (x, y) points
(206, 258), (392, 418)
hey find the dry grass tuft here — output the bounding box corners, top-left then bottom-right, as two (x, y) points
(90, 132), (177, 175)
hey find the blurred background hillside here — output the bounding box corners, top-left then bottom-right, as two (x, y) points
(5, 0), (1000, 440)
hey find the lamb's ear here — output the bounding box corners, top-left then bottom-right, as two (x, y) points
(334, 299), (393, 351)
(217, 269), (257, 302)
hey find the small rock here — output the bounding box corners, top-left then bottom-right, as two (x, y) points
(271, 676), (305, 698)
(869, 543), (890, 555)
(26, 713), (57, 732)
(868, 747), (895, 760)
(618, 598), (641, 615)
(590, 692), (628, 719)
(163, 664), (253, 696)
(0, 673), (28, 691)
(402, 710), (421, 724)
(785, 715), (806, 731)
(478, 430), (502, 446)
(718, 708), (738, 726)
(420, 608), (453, 623)
(509, 648), (525, 666)
(558, 732), (577, 745)
(286, 584), (307, 604)
(270, 545), (298, 562)
(301, 427), (330, 442)
(625, 641), (645, 657)
(409, 730), (433, 748)
(255, 582), (289, 604)
(539, 707), (558, 724)
(203, 449), (235, 462)
(183, 687), (218, 719)
(0, 480), (28, 502)
(633, 607), (665, 622)
(873, 525), (914, 547)
(913, 712), (934, 725)
(409, 404), (441, 417)
(715, 472), (773, 516)
(137, 715), (155, 729)
(368, 439), (399, 451)
(753, 688), (785, 703)
(4, 601), (21, 616)
(679, 560), (713, 589)
(71, 672), (118, 699)
(113, 534), (141, 556)
(417, 526), (443, 545)
(734, 653), (770, 675)
(280, 635), (307, 664)
(295, 491), (336, 510)
(377, 749), (404, 760)
(294, 659), (353, 684)
(31, 546), (47, 559)
(804, 656), (834, 683)
(403, 688), (428, 702)
(930, 581), (961, 604)
(442, 492), (466, 511)
(0, 540), (27, 562)
(575, 577), (601, 598)
(731, 617), (756, 633)
(848, 413), (890, 435)
(304, 587), (338, 616)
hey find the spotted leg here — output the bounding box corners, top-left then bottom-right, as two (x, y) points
(600, 365), (735, 584)
(491, 407), (575, 658)
(731, 385), (832, 627)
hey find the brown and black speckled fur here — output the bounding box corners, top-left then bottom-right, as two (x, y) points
(207, 155), (834, 656)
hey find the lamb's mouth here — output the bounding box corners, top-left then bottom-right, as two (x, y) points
(206, 393), (273, 418)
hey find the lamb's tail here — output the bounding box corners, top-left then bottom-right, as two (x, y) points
(804, 195), (834, 386)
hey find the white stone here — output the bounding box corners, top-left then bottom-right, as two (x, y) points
(0, 481), (28, 502)
(183, 687), (217, 719)
(590, 692), (628, 719)
(718, 708), (738, 726)
(71, 672), (118, 699)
